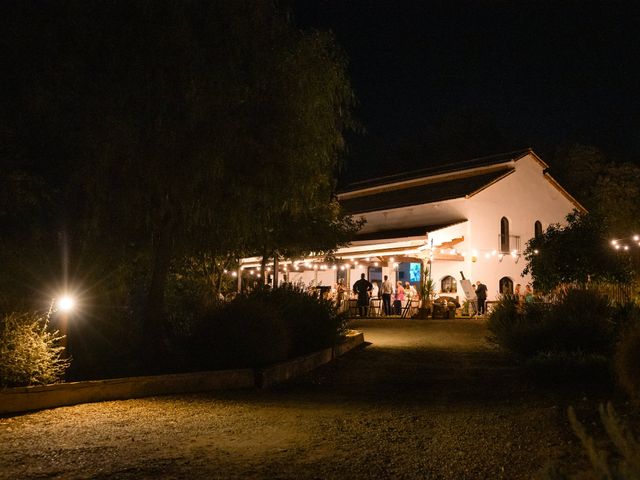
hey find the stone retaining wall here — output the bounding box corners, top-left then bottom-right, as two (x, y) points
(0, 331), (365, 415)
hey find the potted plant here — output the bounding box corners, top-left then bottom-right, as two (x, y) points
(413, 267), (435, 319)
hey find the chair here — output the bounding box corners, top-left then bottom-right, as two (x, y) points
(348, 299), (359, 317)
(400, 299), (413, 318)
(410, 299), (420, 317)
(369, 298), (381, 317)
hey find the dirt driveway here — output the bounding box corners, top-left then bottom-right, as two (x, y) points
(0, 319), (609, 479)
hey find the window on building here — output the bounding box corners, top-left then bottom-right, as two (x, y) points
(499, 277), (513, 295)
(337, 267), (347, 286)
(368, 266), (382, 282)
(441, 275), (457, 293)
(534, 220), (542, 238)
(500, 217), (510, 252)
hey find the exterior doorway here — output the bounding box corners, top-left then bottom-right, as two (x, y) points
(499, 277), (513, 295)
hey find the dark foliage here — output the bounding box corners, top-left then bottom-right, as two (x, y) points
(0, 0), (359, 363)
(192, 295), (292, 369)
(487, 288), (616, 359)
(486, 295), (551, 357)
(191, 286), (347, 369)
(614, 309), (640, 404)
(523, 211), (633, 293)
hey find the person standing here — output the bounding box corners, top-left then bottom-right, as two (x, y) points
(514, 283), (524, 303)
(394, 281), (405, 315)
(353, 273), (373, 317)
(524, 284), (534, 303)
(335, 279), (345, 309)
(380, 275), (394, 316)
(407, 282), (418, 300)
(475, 280), (488, 315)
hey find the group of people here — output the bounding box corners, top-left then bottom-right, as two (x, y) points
(340, 274), (538, 318)
(472, 281), (535, 315)
(514, 283), (535, 304)
(351, 273), (418, 317)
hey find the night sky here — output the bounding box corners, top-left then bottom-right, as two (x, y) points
(293, 1), (640, 184)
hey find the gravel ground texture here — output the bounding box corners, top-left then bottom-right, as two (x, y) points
(0, 318), (632, 479)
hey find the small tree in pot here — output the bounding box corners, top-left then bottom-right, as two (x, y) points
(414, 266), (435, 319)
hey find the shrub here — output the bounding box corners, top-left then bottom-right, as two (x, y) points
(263, 285), (347, 357)
(191, 285), (346, 369)
(486, 295), (550, 357)
(193, 295), (292, 369)
(566, 403), (640, 480)
(487, 287), (616, 358)
(543, 288), (615, 355)
(165, 273), (217, 340)
(0, 312), (70, 387)
(614, 321), (640, 403)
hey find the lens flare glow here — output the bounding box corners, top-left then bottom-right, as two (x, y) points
(57, 296), (75, 312)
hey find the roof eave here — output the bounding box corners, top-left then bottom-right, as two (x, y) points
(543, 172), (588, 214)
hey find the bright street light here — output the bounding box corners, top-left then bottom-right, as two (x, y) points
(57, 296), (76, 313)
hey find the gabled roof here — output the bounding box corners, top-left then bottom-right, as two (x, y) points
(341, 169), (512, 214)
(338, 148), (534, 194)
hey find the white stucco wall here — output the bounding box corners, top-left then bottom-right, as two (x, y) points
(279, 150), (579, 300)
(356, 154), (579, 301)
(463, 154), (578, 298)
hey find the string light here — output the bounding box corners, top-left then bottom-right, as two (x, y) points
(611, 234), (640, 251)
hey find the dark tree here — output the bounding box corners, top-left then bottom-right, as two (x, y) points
(523, 211), (633, 292)
(1, 1), (358, 344)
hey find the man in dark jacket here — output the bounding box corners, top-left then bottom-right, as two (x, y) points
(475, 281), (488, 315)
(353, 273), (373, 317)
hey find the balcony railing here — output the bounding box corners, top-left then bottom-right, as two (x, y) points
(498, 234), (521, 254)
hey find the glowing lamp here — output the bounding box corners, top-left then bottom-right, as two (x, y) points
(57, 296), (75, 313)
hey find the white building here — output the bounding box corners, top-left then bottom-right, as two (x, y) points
(240, 149), (585, 302)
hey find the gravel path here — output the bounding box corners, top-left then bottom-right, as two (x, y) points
(0, 319), (615, 479)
